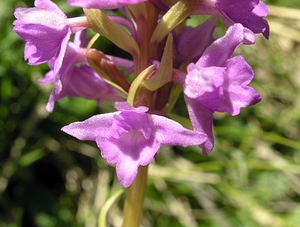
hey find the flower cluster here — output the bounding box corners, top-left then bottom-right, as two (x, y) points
(14, 0), (269, 187)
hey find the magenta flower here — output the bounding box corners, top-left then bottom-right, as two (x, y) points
(40, 32), (121, 112)
(183, 23), (261, 153)
(13, 0), (71, 73)
(195, 0), (269, 38)
(62, 102), (206, 187)
(68, 0), (146, 9)
(13, 0), (89, 73)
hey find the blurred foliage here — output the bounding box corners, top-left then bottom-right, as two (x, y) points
(1, 0), (300, 227)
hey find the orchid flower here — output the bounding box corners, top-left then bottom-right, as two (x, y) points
(13, 0), (88, 73)
(183, 23), (261, 153)
(62, 102), (206, 187)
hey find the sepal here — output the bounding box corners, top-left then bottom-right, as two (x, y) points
(84, 9), (140, 56)
(143, 34), (173, 91)
(127, 65), (156, 106)
(151, 0), (198, 43)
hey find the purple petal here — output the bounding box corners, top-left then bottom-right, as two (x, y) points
(195, 0), (269, 37)
(14, 7), (66, 29)
(242, 28), (256, 45)
(34, 0), (64, 14)
(24, 42), (38, 64)
(59, 65), (121, 102)
(46, 89), (57, 112)
(45, 42), (123, 111)
(215, 0), (259, 21)
(114, 102), (149, 113)
(73, 30), (88, 48)
(96, 134), (160, 188)
(176, 17), (216, 63)
(185, 56), (261, 116)
(216, 0), (269, 38)
(218, 0), (269, 38)
(226, 85), (261, 116)
(195, 23), (245, 67)
(111, 110), (152, 139)
(253, 2), (269, 17)
(150, 115), (207, 147)
(14, 23), (68, 65)
(184, 97), (214, 154)
(61, 113), (116, 141)
(184, 66), (226, 100)
(39, 70), (55, 84)
(222, 56), (262, 115)
(226, 56), (254, 84)
(13, 5), (70, 66)
(68, 0), (146, 9)
(53, 30), (71, 74)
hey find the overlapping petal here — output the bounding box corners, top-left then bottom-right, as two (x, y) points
(184, 97), (214, 154)
(13, 0), (70, 71)
(184, 23), (261, 153)
(42, 40), (121, 112)
(176, 17), (216, 64)
(194, 23), (247, 68)
(195, 0), (269, 38)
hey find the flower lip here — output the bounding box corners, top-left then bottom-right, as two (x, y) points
(111, 106), (153, 140)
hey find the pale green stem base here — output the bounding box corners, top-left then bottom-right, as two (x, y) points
(122, 166), (148, 227)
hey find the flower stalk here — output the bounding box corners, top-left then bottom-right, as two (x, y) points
(122, 166), (148, 227)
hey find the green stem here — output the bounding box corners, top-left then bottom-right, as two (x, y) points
(122, 166), (148, 227)
(122, 3), (157, 226)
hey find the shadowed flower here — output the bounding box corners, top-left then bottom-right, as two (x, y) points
(175, 17), (216, 65)
(40, 32), (121, 112)
(62, 102), (207, 187)
(183, 23), (261, 153)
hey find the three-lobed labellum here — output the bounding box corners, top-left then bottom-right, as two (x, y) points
(62, 102), (207, 187)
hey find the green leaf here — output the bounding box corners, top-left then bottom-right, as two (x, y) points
(98, 190), (124, 227)
(127, 65), (156, 106)
(143, 34), (173, 91)
(84, 9), (140, 56)
(151, 0), (198, 43)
